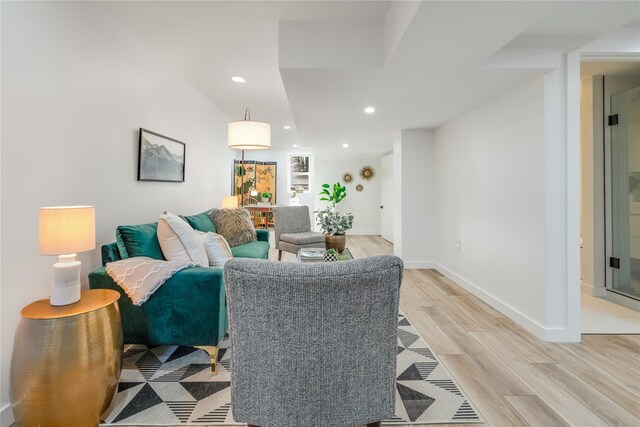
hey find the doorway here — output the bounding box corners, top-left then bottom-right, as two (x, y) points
(580, 60), (640, 333)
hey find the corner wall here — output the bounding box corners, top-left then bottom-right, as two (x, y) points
(1, 3), (231, 424)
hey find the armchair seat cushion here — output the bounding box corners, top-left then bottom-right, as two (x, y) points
(231, 241), (270, 259)
(279, 231), (324, 245)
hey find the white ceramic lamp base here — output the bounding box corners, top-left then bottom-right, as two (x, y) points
(50, 254), (81, 306)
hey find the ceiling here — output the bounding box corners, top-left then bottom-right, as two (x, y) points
(99, 1), (640, 156)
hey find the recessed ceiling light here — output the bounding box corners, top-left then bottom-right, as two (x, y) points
(231, 76), (246, 83)
(342, 143), (349, 148)
(292, 144), (298, 148)
(284, 125), (291, 130)
(364, 106), (375, 114)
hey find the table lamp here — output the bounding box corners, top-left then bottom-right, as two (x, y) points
(39, 206), (96, 306)
(221, 195), (239, 209)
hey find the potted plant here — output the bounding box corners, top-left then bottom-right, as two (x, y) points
(315, 206), (353, 253)
(319, 182), (347, 208)
(316, 181), (353, 252)
(261, 191), (271, 203)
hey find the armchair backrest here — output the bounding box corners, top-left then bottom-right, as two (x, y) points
(273, 205), (312, 244)
(224, 255), (403, 427)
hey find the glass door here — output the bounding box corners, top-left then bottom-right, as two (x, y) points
(610, 86), (640, 300)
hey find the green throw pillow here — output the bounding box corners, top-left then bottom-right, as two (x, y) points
(116, 222), (165, 260)
(181, 210), (216, 233)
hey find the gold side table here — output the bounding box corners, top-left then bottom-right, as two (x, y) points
(11, 289), (123, 427)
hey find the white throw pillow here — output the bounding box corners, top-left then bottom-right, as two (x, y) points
(197, 231), (233, 267)
(157, 212), (208, 266)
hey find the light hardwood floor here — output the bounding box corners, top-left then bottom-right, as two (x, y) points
(273, 236), (640, 427)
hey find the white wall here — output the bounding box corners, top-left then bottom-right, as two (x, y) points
(315, 156), (382, 234)
(395, 130), (435, 267)
(432, 76), (548, 332)
(0, 2), (232, 424)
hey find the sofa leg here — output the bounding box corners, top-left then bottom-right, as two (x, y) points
(278, 250), (282, 261)
(194, 345), (218, 375)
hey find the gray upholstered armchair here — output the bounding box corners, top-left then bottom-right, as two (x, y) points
(224, 256), (404, 427)
(273, 205), (324, 260)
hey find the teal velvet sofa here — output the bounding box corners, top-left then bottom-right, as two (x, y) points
(88, 210), (270, 371)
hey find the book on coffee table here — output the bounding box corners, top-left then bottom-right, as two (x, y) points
(298, 248), (325, 260)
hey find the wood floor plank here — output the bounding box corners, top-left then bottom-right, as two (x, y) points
(438, 354), (529, 427)
(399, 299), (462, 355)
(582, 334), (640, 362)
(534, 363), (639, 427)
(561, 342), (640, 395)
(419, 283), (486, 332)
(424, 306), (533, 396)
(449, 296), (556, 363)
(539, 342), (640, 418)
(504, 395), (570, 427)
(471, 331), (609, 427)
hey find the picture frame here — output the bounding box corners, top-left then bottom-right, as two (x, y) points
(138, 128), (186, 182)
(289, 154), (310, 193)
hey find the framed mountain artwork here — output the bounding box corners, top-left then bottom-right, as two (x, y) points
(138, 128), (186, 182)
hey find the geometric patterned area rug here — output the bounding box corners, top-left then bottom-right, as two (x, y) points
(101, 312), (482, 425)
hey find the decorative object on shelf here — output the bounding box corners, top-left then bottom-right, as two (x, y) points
(233, 160), (277, 204)
(343, 173), (353, 184)
(228, 108), (271, 206)
(360, 165), (375, 181)
(319, 182), (347, 207)
(261, 191), (272, 204)
(138, 128), (186, 182)
(356, 184), (364, 192)
(11, 289), (123, 426)
(289, 155), (310, 192)
(324, 249), (338, 262)
(221, 195), (239, 209)
(39, 206), (96, 306)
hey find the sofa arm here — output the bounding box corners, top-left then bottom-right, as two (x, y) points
(256, 229), (269, 242)
(89, 266), (227, 346)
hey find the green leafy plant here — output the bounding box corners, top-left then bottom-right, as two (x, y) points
(315, 206), (354, 235)
(261, 191), (271, 199)
(319, 182), (347, 207)
(326, 248), (338, 255)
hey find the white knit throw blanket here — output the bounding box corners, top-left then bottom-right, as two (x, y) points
(106, 257), (201, 306)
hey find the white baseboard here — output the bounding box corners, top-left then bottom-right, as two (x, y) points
(433, 262), (575, 342)
(403, 260), (437, 269)
(581, 281), (607, 297)
(1, 403), (14, 427)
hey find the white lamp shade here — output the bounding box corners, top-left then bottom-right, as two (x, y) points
(221, 196), (239, 209)
(228, 120), (271, 150)
(39, 206), (96, 255)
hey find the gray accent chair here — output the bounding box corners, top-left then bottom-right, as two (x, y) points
(224, 255), (404, 427)
(273, 205), (324, 260)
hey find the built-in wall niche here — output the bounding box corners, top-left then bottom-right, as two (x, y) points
(289, 154), (310, 193)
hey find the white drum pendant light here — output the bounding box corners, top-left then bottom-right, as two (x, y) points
(228, 109), (271, 206)
(228, 109), (271, 150)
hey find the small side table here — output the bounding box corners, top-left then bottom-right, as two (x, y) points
(11, 289), (123, 426)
